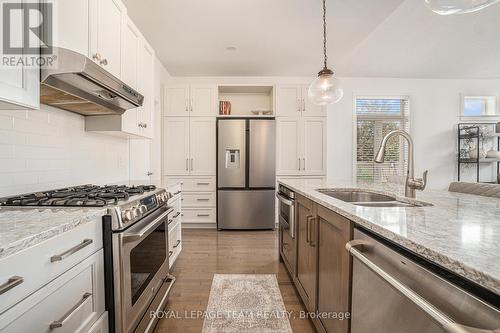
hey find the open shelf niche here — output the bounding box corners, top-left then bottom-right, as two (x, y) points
(217, 85), (274, 117)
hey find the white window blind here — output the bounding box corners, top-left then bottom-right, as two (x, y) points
(355, 96), (410, 183)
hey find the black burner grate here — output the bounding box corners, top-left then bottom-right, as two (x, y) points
(0, 184), (157, 207)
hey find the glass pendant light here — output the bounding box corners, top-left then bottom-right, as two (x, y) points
(425, 0), (500, 15)
(308, 0), (343, 106)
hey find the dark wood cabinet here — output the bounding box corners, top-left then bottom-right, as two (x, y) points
(316, 205), (352, 333)
(295, 194), (317, 312)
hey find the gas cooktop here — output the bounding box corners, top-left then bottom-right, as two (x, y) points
(0, 184), (158, 207)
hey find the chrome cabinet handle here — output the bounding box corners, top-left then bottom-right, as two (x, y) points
(147, 171), (153, 176)
(173, 240), (181, 248)
(190, 99), (194, 112)
(185, 158), (189, 171)
(197, 214), (210, 217)
(92, 53), (101, 61)
(196, 198), (209, 201)
(168, 218), (173, 225)
(307, 216), (315, 246)
(173, 190), (181, 195)
(305, 215), (311, 244)
(297, 99), (301, 112)
(196, 182), (210, 185)
(302, 99), (305, 112)
(173, 212), (181, 218)
(302, 158), (306, 171)
(168, 251), (173, 258)
(50, 239), (93, 262)
(345, 241), (494, 333)
(0, 276), (23, 295)
(49, 292), (92, 329)
(297, 158), (301, 171)
(185, 99), (189, 112)
(190, 158), (194, 171)
(99, 58), (108, 66)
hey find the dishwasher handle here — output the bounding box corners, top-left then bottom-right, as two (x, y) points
(346, 240), (499, 333)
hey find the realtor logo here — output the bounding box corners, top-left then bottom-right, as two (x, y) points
(2, 1), (52, 55)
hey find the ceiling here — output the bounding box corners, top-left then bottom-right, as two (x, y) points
(123, 0), (500, 78)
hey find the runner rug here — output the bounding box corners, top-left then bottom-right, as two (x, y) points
(202, 274), (293, 333)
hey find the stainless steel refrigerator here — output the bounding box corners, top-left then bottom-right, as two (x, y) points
(217, 118), (276, 230)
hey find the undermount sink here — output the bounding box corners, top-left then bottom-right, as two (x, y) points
(316, 189), (432, 208)
(316, 189), (396, 202)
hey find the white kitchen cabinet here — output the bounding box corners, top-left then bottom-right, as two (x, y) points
(276, 84), (324, 117)
(86, 312), (108, 333)
(276, 118), (302, 174)
(53, 0), (90, 57)
(163, 117), (215, 176)
(276, 117), (326, 176)
(189, 117), (216, 175)
(89, 0), (125, 78)
(0, 0), (39, 110)
(163, 117), (190, 175)
(164, 85), (217, 117)
(129, 139), (152, 182)
(137, 40), (155, 138)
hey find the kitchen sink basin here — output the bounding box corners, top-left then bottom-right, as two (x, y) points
(316, 189), (433, 208)
(316, 189), (396, 202)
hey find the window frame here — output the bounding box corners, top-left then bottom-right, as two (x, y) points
(352, 94), (411, 183)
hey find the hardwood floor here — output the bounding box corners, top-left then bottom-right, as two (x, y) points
(154, 229), (316, 333)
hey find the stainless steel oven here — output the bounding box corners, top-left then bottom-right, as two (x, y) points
(103, 190), (176, 333)
(276, 184), (295, 238)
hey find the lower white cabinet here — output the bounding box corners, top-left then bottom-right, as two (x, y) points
(86, 312), (109, 333)
(0, 250), (105, 333)
(166, 183), (183, 268)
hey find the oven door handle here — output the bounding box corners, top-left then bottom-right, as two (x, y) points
(123, 206), (172, 243)
(276, 193), (294, 206)
(345, 241), (497, 333)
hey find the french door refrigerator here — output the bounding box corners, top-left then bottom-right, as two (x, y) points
(217, 118), (276, 230)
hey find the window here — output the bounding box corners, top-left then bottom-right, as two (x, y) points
(355, 96), (410, 183)
(461, 95), (498, 118)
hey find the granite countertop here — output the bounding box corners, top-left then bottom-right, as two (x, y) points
(0, 207), (106, 260)
(278, 179), (500, 295)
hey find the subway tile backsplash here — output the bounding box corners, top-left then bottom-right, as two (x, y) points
(0, 105), (129, 196)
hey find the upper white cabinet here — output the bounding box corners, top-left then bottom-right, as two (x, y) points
(121, 17), (140, 90)
(276, 84), (324, 117)
(137, 40), (155, 138)
(164, 85), (217, 117)
(53, 0), (90, 56)
(276, 117), (326, 176)
(163, 117), (216, 176)
(0, 0), (39, 110)
(90, 0), (125, 78)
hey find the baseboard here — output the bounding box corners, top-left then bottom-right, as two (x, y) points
(181, 223), (217, 229)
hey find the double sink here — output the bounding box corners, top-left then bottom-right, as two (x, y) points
(316, 189), (432, 208)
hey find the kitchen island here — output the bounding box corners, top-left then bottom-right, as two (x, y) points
(278, 179), (500, 333)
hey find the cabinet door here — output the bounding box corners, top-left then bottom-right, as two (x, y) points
(301, 85), (325, 117)
(0, 0), (39, 110)
(276, 118), (301, 175)
(189, 117), (216, 175)
(276, 85), (301, 117)
(54, 0), (89, 56)
(295, 195), (317, 312)
(316, 206), (352, 333)
(138, 40), (155, 138)
(164, 85), (190, 116)
(190, 85), (216, 116)
(120, 17), (140, 135)
(129, 139), (152, 182)
(163, 117), (190, 175)
(92, 0), (124, 78)
(302, 117), (326, 175)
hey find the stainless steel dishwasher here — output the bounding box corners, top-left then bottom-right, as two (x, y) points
(346, 228), (500, 333)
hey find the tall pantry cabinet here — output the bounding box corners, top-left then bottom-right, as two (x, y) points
(163, 85), (217, 228)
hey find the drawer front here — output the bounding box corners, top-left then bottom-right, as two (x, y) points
(182, 208), (216, 223)
(164, 176), (216, 192)
(166, 183), (182, 198)
(0, 250), (105, 333)
(168, 196), (182, 225)
(182, 192), (215, 207)
(168, 224), (182, 269)
(0, 218), (103, 314)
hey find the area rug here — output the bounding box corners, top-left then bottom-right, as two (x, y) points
(202, 274), (293, 333)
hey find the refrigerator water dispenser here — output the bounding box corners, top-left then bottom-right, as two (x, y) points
(225, 149), (240, 168)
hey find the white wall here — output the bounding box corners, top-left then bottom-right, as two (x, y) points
(327, 78), (500, 190)
(0, 106), (129, 196)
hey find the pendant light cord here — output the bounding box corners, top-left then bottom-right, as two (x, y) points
(323, 0), (328, 70)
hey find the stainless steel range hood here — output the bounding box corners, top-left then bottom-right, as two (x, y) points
(40, 47), (143, 116)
